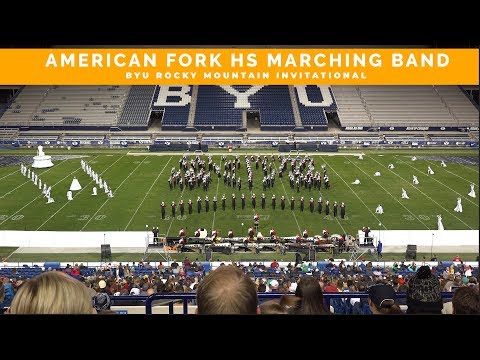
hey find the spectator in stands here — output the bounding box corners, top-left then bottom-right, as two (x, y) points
(259, 300), (288, 314)
(8, 271), (96, 314)
(368, 284), (402, 315)
(406, 266), (443, 314)
(92, 292), (112, 314)
(196, 265), (258, 315)
(292, 276), (330, 315)
(0, 277), (15, 312)
(452, 286), (480, 314)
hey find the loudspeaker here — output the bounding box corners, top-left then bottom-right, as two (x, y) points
(405, 244), (417, 260)
(101, 244), (111, 261)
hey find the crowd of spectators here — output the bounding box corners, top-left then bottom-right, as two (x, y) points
(0, 256), (478, 315)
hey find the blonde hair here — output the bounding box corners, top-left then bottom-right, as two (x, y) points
(9, 271), (94, 314)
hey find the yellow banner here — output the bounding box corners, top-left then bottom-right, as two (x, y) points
(0, 48), (477, 85)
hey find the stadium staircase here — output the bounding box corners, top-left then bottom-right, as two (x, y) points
(288, 85), (304, 131)
(185, 85), (198, 131)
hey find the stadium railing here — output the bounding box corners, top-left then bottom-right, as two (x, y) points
(140, 292), (455, 315)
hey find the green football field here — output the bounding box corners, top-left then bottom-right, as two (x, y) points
(0, 148), (478, 237)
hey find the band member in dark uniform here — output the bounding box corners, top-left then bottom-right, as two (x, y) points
(241, 193), (246, 209)
(251, 193), (256, 209)
(272, 194), (276, 210)
(222, 194), (226, 211)
(213, 196), (217, 212)
(188, 199), (193, 214)
(197, 196), (202, 213)
(171, 201), (176, 218)
(205, 196), (210, 212)
(310, 197), (314, 213)
(161, 201), (166, 219)
(318, 197), (323, 214)
(152, 226), (159, 244)
(300, 196), (305, 212)
(261, 193), (266, 209)
(281, 195), (285, 210)
(238, 177), (241, 191)
(179, 199), (185, 217)
(325, 200), (330, 215)
(290, 196), (295, 210)
(333, 201), (338, 217)
(232, 193), (236, 210)
(340, 202), (346, 219)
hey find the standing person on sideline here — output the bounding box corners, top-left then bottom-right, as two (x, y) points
(152, 226), (159, 245)
(188, 199), (193, 214)
(333, 201), (338, 217)
(376, 240), (383, 258)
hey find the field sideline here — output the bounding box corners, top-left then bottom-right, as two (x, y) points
(0, 149), (478, 238)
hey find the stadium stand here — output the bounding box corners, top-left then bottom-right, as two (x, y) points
(434, 86), (479, 128)
(0, 86), (130, 130)
(117, 86), (155, 129)
(331, 86), (372, 128)
(357, 86), (457, 128)
(294, 86), (336, 130)
(151, 86), (193, 131)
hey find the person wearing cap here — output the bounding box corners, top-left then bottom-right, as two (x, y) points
(92, 293), (112, 314)
(368, 284), (402, 315)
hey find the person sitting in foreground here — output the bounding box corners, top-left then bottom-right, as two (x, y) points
(196, 265), (258, 314)
(8, 271), (96, 314)
(368, 284), (402, 315)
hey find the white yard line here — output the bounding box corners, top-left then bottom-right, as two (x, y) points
(0, 166), (83, 226)
(79, 157), (147, 231)
(123, 156), (173, 231)
(348, 159), (431, 229)
(36, 155), (123, 230)
(421, 158), (480, 184)
(0, 169), (20, 181)
(398, 158), (478, 208)
(320, 156), (388, 230)
(272, 162), (302, 233)
(0, 160), (66, 199)
(369, 156), (474, 230)
(211, 156), (223, 231)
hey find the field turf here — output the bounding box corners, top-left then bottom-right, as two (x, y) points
(0, 148), (478, 239)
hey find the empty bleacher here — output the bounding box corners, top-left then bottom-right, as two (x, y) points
(358, 86), (456, 128)
(294, 86), (336, 130)
(194, 86), (244, 130)
(0, 86), (130, 130)
(118, 86), (156, 129)
(331, 86), (371, 128)
(0, 86), (51, 128)
(253, 86), (295, 130)
(152, 86), (192, 131)
(435, 86), (479, 127)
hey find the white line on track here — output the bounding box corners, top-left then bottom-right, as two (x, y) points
(123, 156), (173, 231)
(368, 155), (474, 230)
(397, 158), (478, 208)
(319, 155), (388, 230)
(79, 157), (147, 231)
